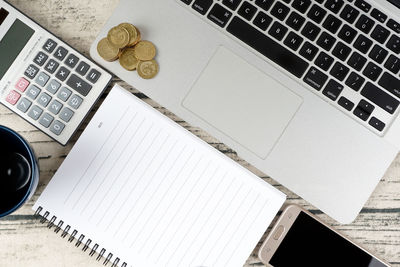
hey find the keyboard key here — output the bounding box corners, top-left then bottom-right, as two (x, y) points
(299, 41), (319, 61)
(68, 94), (83, 110)
(49, 100), (63, 115)
(227, 16), (309, 78)
(386, 35), (400, 54)
(25, 64), (39, 79)
(33, 52), (48, 67)
(332, 41), (351, 61)
(15, 77), (30, 93)
(330, 62), (349, 81)
(28, 105), (43, 121)
(270, 1), (290, 21)
(291, 0), (311, 13)
(284, 31), (303, 51)
(54, 46), (68, 61)
(387, 18), (400, 34)
(358, 99), (375, 114)
(369, 44), (388, 64)
(43, 39), (57, 53)
(323, 79), (343, 100)
(361, 82), (399, 114)
(338, 24), (357, 44)
(384, 55), (400, 74)
(39, 113), (54, 128)
(46, 79), (61, 94)
(192, 0), (213, 15)
(317, 31), (336, 51)
(55, 66), (70, 82)
(347, 52), (367, 71)
(371, 8), (387, 23)
(6, 90), (21, 105)
(363, 62), (382, 81)
(60, 107), (74, 123)
(65, 54), (79, 68)
(353, 107), (370, 121)
(353, 34), (373, 53)
(38, 92), (52, 108)
(315, 51), (334, 71)
(307, 4), (327, 24)
(57, 87), (72, 102)
(338, 96), (355, 111)
(76, 61), (90, 76)
(67, 74), (93, 96)
(17, 97), (32, 113)
(324, 0), (344, 14)
(44, 59), (59, 74)
(181, 0), (193, 5)
(254, 0), (274, 11)
(35, 72), (50, 87)
(371, 25), (390, 44)
(340, 4), (359, 24)
(50, 120), (65, 136)
(268, 21), (288, 41)
(301, 21), (321, 41)
(87, 69), (102, 84)
(26, 85), (41, 100)
(355, 15), (375, 34)
(369, 117), (385, 131)
(208, 4), (233, 27)
(354, 0), (371, 13)
(238, 1), (257, 20)
(286, 11), (305, 31)
(345, 71), (365, 91)
(303, 66), (328, 90)
(322, 14), (342, 34)
(223, 0), (242, 10)
(378, 72), (400, 99)
(253, 11), (273, 30)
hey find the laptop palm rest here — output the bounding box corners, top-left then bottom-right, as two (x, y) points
(183, 46), (303, 159)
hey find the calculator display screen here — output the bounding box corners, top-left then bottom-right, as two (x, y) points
(0, 19), (34, 80)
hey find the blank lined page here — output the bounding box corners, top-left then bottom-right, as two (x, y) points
(33, 85), (285, 267)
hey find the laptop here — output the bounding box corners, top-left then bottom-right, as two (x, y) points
(90, 0), (400, 223)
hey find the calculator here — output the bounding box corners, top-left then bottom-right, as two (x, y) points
(0, 1), (112, 145)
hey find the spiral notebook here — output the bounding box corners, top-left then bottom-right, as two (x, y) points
(33, 85), (286, 267)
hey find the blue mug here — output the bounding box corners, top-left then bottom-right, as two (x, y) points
(0, 125), (39, 218)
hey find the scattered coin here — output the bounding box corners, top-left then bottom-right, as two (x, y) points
(137, 60), (159, 79)
(97, 38), (120, 62)
(119, 48), (139, 71)
(107, 26), (130, 49)
(133, 41), (156, 61)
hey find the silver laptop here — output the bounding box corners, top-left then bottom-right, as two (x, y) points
(90, 0), (400, 223)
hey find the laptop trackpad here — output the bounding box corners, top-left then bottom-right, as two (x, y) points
(182, 46), (303, 159)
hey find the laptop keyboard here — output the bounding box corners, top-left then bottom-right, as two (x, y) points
(179, 0), (400, 133)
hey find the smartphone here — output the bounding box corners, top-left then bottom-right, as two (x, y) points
(258, 205), (391, 267)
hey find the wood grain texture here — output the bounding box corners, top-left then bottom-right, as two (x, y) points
(0, 0), (399, 266)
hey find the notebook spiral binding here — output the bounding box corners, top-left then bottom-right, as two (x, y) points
(35, 206), (127, 267)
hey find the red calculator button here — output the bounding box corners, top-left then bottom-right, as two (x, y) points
(6, 90), (21, 105)
(15, 77), (30, 92)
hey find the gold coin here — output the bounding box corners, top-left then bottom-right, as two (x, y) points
(107, 26), (130, 49)
(137, 60), (159, 79)
(97, 38), (120, 62)
(118, 23), (140, 46)
(119, 48), (139, 71)
(133, 41), (156, 61)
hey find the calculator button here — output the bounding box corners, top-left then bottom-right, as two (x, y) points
(35, 72), (50, 87)
(43, 39), (58, 53)
(6, 90), (21, 105)
(50, 120), (65, 135)
(45, 59), (59, 74)
(76, 61), (90, 76)
(57, 87), (72, 102)
(33, 52), (49, 67)
(17, 97), (32, 113)
(15, 77), (30, 92)
(48, 99), (63, 115)
(37, 92), (52, 108)
(39, 113), (54, 128)
(28, 105), (43, 120)
(55, 66), (70, 81)
(25, 64), (39, 79)
(59, 107), (74, 122)
(67, 74), (92, 96)
(46, 79), (61, 94)
(68, 94), (83, 109)
(65, 54), (79, 68)
(54, 46), (68, 61)
(86, 69), (101, 84)
(26, 85), (41, 100)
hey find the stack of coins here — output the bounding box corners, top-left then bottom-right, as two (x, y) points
(97, 23), (159, 79)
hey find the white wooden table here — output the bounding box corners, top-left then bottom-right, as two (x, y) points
(0, 0), (399, 266)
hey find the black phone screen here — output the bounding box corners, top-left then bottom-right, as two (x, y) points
(270, 211), (388, 267)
